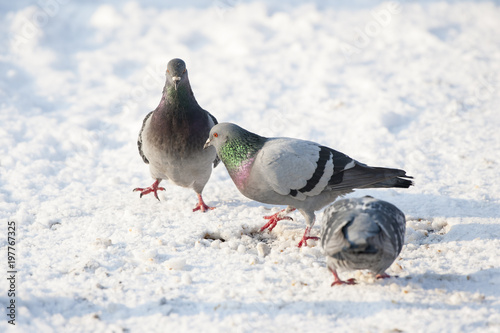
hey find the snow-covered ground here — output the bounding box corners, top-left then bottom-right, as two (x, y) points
(1, 0), (500, 332)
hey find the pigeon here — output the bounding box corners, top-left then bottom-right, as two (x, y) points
(203, 123), (412, 246)
(320, 196), (406, 285)
(134, 58), (220, 212)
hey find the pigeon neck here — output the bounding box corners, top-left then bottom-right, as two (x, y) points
(153, 82), (199, 120)
(219, 136), (265, 187)
(163, 82), (196, 106)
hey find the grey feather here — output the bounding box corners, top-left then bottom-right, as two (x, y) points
(138, 111), (153, 164)
(321, 196), (406, 276)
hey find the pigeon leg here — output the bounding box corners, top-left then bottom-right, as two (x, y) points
(260, 207), (296, 232)
(297, 226), (320, 248)
(133, 179), (165, 201)
(192, 193), (215, 213)
(329, 268), (356, 286)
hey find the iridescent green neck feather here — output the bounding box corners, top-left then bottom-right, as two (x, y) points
(164, 84), (194, 109)
(218, 132), (266, 185)
(219, 138), (260, 189)
(219, 139), (257, 172)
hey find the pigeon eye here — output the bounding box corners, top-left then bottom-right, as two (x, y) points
(183, 69), (186, 74)
(213, 133), (218, 138)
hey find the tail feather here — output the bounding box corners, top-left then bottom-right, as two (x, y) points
(368, 175), (413, 189)
(343, 214), (381, 253)
(328, 163), (414, 192)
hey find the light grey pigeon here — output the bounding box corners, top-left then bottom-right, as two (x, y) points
(321, 196), (406, 285)
(204, 123), (412, 246)
(134, 58), (220, 212)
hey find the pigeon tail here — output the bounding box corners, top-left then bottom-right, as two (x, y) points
(330, 164), (413, 192)
(342, 214), (381, 253)
(368, 175), (413, 189)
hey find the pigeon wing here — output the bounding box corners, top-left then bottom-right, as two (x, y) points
(369, 200), (406, 256)
(321, 202), (355, 256)
(255, 138), (336, 200)
(137, 111), (153, 164)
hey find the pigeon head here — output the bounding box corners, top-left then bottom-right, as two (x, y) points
(166, 58), (188, 90)
(204, 123), (242, 150)
(204, 122), (267, 173)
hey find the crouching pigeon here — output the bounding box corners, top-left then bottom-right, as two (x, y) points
(321, 196), (406, 285)
(204, 123), (412, 246)
(134, 58), (220, 212)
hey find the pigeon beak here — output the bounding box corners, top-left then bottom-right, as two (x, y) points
(203, 138), (211, 149)
(172, 77), (181, 90)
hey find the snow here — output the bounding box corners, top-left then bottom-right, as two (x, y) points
(1, 0), (500, 332)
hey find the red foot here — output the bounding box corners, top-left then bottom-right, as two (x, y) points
(133, 179), (165, 201)
(260, 208), (296, 232)
(297, 227), (320, 247)
(329, 268), (356, 286)
(192, 193), (215, 213)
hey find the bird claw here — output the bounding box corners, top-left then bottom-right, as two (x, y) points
(260, 208), (295, 232)
(331, 278), (357, 286)
(260, 215), (290, 232)
(260, 219), (279, 232)
(329, 268), (356, 286)
(330, 273), (391, 286)
(133, 180), (165, 201)
(297, 226), (319, 247)
(297, 235), (320, 248)
(192, 194), (215, 213)
(192, 203), (215, 213)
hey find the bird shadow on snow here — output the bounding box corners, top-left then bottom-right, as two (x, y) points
(400, 193), (500, 244)
(395, 192), (500, 219)
(443, 223), (500, 242)
(405, 218), (500, 244)
(402, 267), (500, 298)
(218, 192), (500, 221)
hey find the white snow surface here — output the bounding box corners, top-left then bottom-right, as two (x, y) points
(1, 0), (500, 332)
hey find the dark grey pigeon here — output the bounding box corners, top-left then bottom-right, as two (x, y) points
(134, 58), (220, 212)
(204, 123), (412, 246)
(321, 196), (406, 285)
